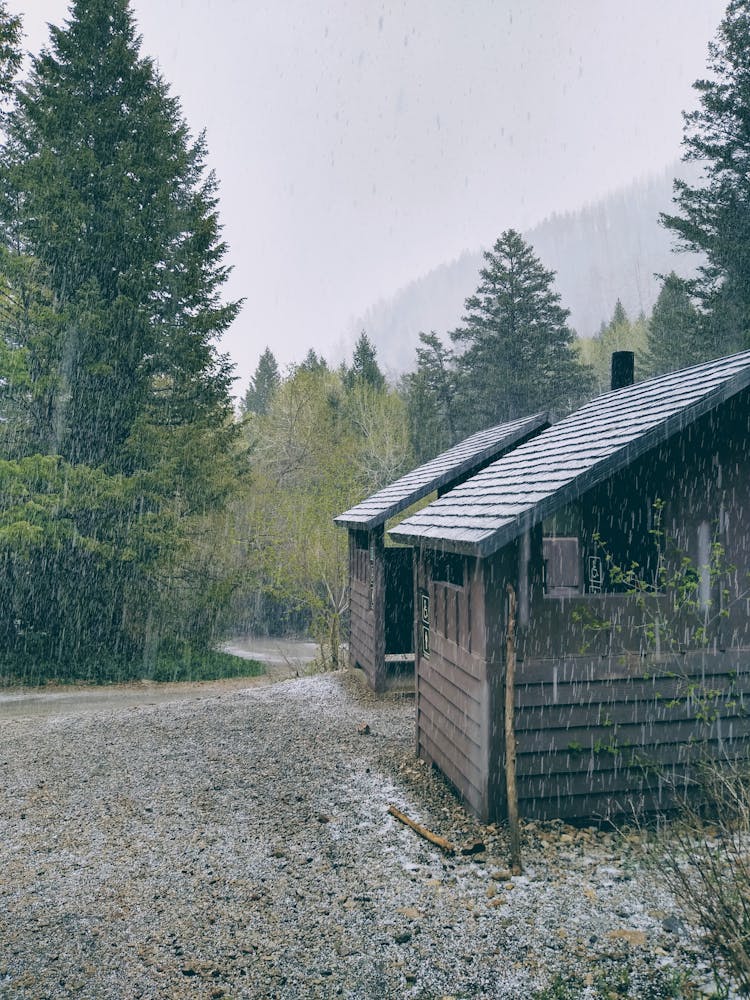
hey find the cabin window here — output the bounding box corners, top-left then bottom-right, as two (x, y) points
(351, 529), (375, 606)
(543, 537), (581, 596)
(431, 552), (467, 645)
(432, 552), (465, 587)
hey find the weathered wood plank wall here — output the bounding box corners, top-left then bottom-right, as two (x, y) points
(415, 555), (495, 819)
(514, 651), (750, 820)
(347, 529), (386, 690)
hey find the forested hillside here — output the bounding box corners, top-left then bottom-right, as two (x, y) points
(353, 166), (703, 374)
(2, 0), (747, 678)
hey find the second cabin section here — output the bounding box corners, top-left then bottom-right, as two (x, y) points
(393, 351), (750, 822)
(335, 414), (548, 692)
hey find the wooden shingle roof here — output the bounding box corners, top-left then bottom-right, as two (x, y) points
(334, 412), (548, 531)
(389, 350), (750, 557)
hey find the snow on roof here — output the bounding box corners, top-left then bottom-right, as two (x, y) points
(334, 412), (548, 531)
(388, 350), (750, 557)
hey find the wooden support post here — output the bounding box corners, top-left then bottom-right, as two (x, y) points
(505, 583), (522, 874)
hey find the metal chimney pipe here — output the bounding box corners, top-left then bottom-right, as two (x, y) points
(611, 351), (635, 390)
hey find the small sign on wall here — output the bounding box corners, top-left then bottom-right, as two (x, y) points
(420, 590), (430, 659)
(588, 555), (603, 594)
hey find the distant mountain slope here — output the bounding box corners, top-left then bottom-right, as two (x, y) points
(351, 165), (702, 375)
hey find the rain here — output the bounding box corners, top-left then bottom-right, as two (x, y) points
(1, 1), (750, 997)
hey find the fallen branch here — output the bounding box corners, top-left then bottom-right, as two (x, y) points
(388, 805), (455, 854)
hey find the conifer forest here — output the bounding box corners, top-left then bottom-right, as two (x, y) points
(1, 1), (750, 684)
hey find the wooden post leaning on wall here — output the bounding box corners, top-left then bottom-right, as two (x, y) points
(505, 582), (522, 874)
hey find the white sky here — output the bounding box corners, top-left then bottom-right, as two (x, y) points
(13, 1), (728, 397)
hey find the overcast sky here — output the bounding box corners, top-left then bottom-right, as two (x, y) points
(13, 1), (728, 397)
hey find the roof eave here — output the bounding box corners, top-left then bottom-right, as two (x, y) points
(334, 411), (549, 531)
(393, 363), (750, 560)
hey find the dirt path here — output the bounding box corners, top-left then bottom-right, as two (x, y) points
(0, 636), (318, 721)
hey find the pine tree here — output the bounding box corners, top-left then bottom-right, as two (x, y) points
(403, 331), (457, 461)
(297, 348), (328, 374)
(2, 0), (239, 469)
(0, 1), (243, 676)
(640, 273), (704, 377)
(242, 347), (280, 415)
(343, 331), (385, 392)
(577, 298), (648, 393)
(661, 0), (750, 353)
(451, 230), (593, 433)
(610, 299), (628, 329)
(0, 2), (20, 115)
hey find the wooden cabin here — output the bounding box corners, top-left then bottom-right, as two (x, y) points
(390, 350), (750, 821)
(334, 414), (548, 691)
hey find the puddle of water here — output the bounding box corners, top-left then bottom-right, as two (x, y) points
(222, 636), (319, 664)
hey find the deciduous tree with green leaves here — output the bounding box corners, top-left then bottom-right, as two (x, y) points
(239, 363), (412, 666)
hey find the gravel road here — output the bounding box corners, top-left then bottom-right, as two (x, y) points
(0, 670), (726, 999)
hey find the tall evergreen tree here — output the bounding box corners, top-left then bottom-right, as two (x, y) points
(343, 331), (385, 392)
(661, 0), (750, 355)
(2, 0), (238, 469)
(451, 230), (593, 433)
(640, 273), (704, 377)
(577, 298), (648, 393)
(242, 347), (280, 416)
(403, 331), (457, 461)
(0, 1), (243, 676)
(0, 2), (20, 116)
(297, 348), (328, 374)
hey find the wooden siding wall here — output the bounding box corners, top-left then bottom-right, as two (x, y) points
(523, 394), (750, 661)
(508, 394), (750, 821)
(348, 528), (386, 691)
(415, 553), (496, 819)
(514, 650), (750, 820)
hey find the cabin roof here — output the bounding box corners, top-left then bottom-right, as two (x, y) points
(389, 350), (750, 557)
(334, 412), (548, 531)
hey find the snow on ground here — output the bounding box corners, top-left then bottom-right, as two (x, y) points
(0, 670), (730, 999)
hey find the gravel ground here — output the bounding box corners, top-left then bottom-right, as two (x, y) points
(0, 670), (729, 999)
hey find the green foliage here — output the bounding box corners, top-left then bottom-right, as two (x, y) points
(0, 2), (21, 116)
(532, 964), (692, 999)
(242, 346), (280, 416)
(2, 0), (239, 468)
(297, 348), (328, 374)
(577, 299), (648, 393)
(580, 500), (733, 657)
(0, 1), (244, 680)
(648, 759), (750, 997)
(661, 1), (750, 355)
(146, 646), (263, 684)
(402, 331), (458, 462)
(451, 229), (594, 434)
(640, 274), (705, 378)
(237, 364), (411, 664)
(343, 330), (386, 392)
(0, 451), (247, 680)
